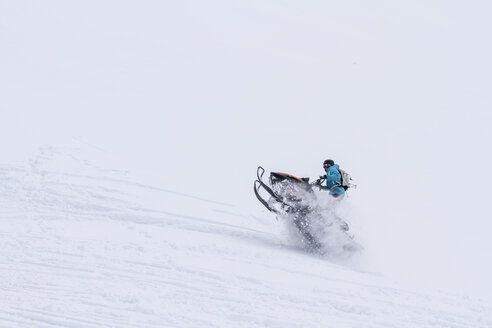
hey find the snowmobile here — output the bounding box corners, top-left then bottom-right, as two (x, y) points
(254, 166), (354, 251)
(253, 166), (326, 248)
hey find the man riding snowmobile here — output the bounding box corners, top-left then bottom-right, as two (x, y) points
(316, 159), (345, 198)
(253, 163), (355, 250)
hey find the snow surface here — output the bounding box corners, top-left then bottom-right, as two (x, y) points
(1, 146), (490, 328)
(1, 0), (492, 327)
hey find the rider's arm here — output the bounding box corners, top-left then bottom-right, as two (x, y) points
(325, 168), (341, 189)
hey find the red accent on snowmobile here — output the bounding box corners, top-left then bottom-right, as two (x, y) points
(271, 172), (304, 183)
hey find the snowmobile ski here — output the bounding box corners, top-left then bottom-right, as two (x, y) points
(255, 167), (285, 204)
(254, 166), (286, 214)
(254, 180), (279, 214)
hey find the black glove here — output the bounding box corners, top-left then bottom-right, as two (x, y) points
(314, 176), (325, 189)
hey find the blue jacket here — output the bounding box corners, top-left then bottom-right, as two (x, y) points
(321, 164), (345, 197)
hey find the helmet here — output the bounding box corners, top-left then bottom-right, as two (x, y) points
(323, 159), (335, 168)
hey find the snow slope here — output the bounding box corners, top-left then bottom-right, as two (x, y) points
(1, 146), (490, 328)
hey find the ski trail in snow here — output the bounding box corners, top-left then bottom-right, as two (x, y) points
(0, 146), (491, 328)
